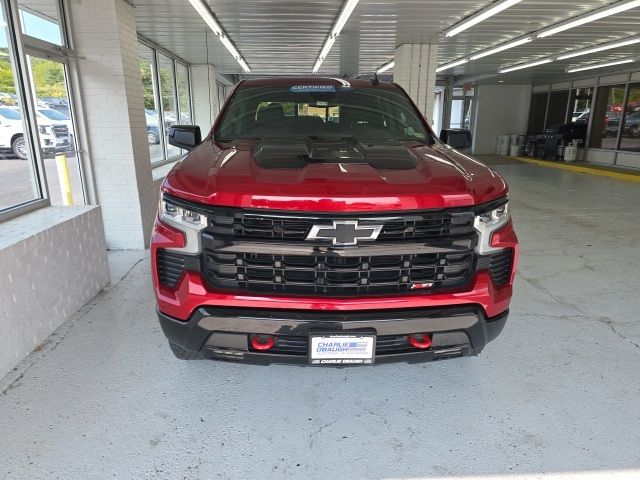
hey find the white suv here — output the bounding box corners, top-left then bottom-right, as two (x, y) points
(0, 107), (70, 160)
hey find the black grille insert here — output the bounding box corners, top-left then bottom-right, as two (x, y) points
(488, 249), (513, 285)
(157, 249), (186, 287)
(207, 210), (475, 242)
(204, 250), (475, 296)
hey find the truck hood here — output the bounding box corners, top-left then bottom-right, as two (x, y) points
(162, 138), (508, 212)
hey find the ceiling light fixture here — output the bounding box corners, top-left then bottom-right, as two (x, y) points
(186, 0), (250, 72)
(376, 60), (394, 74)
(436, 58), (469, 73)
(470, 36), (533, 60)
(566, 57), (636, 73)
(445, 0), (524, 37)
(499, 58), (552, 73)
(557, 36), (640, 60)
(313, 0), (360, 73)
(537, 0), (640, 38)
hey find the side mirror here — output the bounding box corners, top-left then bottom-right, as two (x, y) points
(440, 128), (472, 150)
(167, 125), (201, 150)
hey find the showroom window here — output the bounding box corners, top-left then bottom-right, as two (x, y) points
(0, 0), (85, 220)
(545, 90), (569, 131)
(139, 43), (163, 164)
(137, 39), (192, 166)
(619, 83), (640, 152)
(527, 93), (548, 133)
(588, 84), (626, 150)
(450, 87), (474, 131)
(18, 0), (64, 46)
(567, 87), (593, 124)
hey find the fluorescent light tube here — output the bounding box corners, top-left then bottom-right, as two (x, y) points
(313, 0), (360, 73)
(445, 0), (524, 37)
(187, 0), (222, 35)
(186, 0), (250, 72)
(237, 58), (251, 74)
(470, 36), (532, 60)
(538, 0), (640, 38)
(332, 0), (360, 37)
(557, 37), (640, 60)
(220, 36), (239, 59)
(376, 60), (394, 74)
(499, 58), (552, 73)
(566, 57), (636, 73)
(435, 58), (468, 72)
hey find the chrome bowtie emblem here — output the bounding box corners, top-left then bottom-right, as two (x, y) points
(306, 220), (383, 246)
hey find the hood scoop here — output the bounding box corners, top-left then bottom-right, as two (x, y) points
(253, 137), (418, 170)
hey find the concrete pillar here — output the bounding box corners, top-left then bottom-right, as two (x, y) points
(393, 43), (438, 124)
(190, 64), (219, 134)
(339, 31), (360, 76)
(70, 0), (155, 249)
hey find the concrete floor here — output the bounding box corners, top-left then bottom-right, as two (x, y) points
(1, 158), (640, 480)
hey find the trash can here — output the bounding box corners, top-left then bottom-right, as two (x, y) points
(496, 135), (510, 155)
(564, 141), (578, 162)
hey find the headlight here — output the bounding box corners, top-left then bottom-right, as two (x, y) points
(474, 201), (510, 254)
(38, 125), (52, 134)
(159, 194), (207, 254)
(160, 197), (207, 229)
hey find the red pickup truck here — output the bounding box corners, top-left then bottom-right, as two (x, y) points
(151, 77), (518, 365)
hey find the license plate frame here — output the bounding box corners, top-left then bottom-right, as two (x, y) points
(308, 333), (376, 365)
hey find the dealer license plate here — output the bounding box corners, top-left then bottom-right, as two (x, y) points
(309, 334), (375, 365)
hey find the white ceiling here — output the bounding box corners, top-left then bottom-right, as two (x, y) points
(133, 0), (640, 83)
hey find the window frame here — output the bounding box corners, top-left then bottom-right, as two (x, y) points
(137, 35), (192, 168)
(0, 0), (61, 222)
(618, 83), (640, 152)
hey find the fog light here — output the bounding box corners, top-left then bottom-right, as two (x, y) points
(250, 334), (275, 351)
(408, 333), (432, 349)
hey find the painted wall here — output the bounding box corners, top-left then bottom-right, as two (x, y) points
(0, 206), (108, 379)
(472, 84), (532, 155)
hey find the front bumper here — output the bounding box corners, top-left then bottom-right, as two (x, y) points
(158, 305), (508, 365)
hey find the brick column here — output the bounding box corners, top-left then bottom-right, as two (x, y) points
(190, 64), (219, 134)
(70, 0), (155, 249)
(393, 43), (439, 125)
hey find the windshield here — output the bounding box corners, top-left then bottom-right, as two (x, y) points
(0, 107), (21, 120)
(39, 108), (69, 120)
(215, 85), (433, 143)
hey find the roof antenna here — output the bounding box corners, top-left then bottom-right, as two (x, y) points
(371, 71), (380, 86)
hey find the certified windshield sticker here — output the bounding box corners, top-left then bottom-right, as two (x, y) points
(290, 85), (336, 93)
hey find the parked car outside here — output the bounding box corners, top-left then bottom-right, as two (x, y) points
(37, 108), (74, 151)
(146, 111), (161, 144)
(38, 97), (70, 116)
(624, 111), (640, 137)
(0, 107), (70, 159)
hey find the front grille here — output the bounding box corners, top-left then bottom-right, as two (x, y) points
(52, 125), (69, 137)
(156, 249), (185, 287)
(208, 210), (475, 242)
(203, 250), (475, 296)
(163, 200), (487, 297)
(488, 249), (513, 285)
(258, 334), (416, 356)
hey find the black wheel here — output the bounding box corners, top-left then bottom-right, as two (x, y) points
(169, 342), (202, 360)
(148, 131), (159, 145)
(11, 135), (28, 160)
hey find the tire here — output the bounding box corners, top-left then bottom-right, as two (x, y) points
(11, 135), (28, 160)
(169, 342), (202, 360)
(148, 131), (159, 145)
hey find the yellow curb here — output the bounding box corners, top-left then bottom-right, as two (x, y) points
(511, 156), (640, 183)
